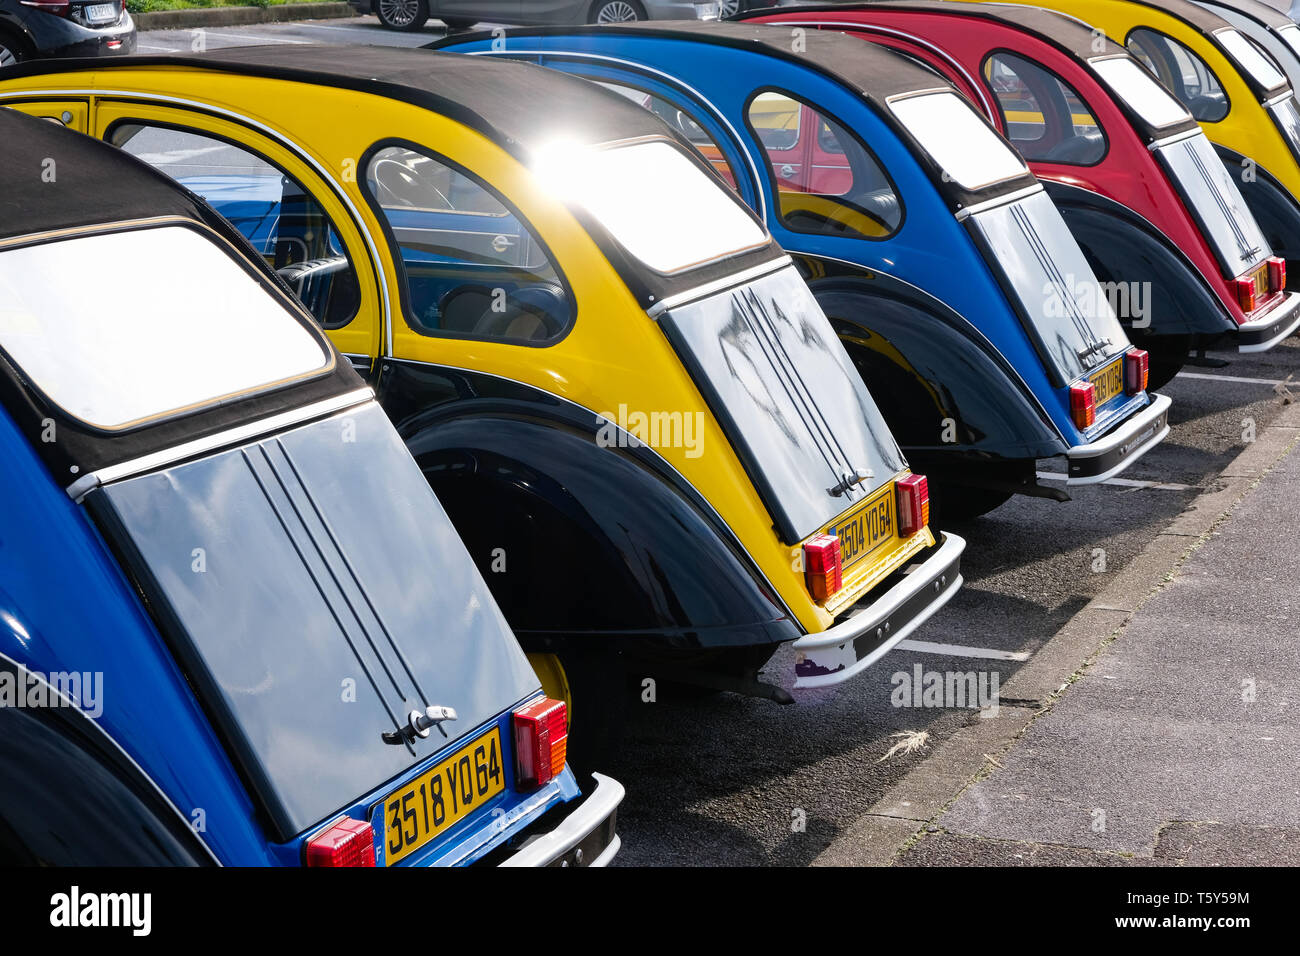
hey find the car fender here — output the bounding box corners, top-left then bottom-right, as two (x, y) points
(377, 360), (801, 650)
(1043, 181), (1235, 336)
(1215, 144), (1300, 288)
(794, 256), (1065, 464)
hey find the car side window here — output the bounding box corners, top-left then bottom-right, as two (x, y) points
(984, 53), (1105, 166)
(364, 146), (572, 344)
(596, 80), (740, 191)
(746, 90), (902, 241)
(1126, 28), (1229, 122)
(111, 124), (362, 330)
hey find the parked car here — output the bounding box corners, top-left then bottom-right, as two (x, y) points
(0, 0), (134, 67)
(0, 47), (965, 727)
(742, 2), (1300, 383)
(350, 0), (720, 33)
(434, 22), (1172, 518)
(964, 0), (1300, 302)
(1191, 0), (1300, 91)
(0, 108), (622, 866)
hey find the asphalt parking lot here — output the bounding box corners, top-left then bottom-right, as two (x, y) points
(130, 20), (1300, 866)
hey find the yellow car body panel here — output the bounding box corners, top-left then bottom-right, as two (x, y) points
(0, 64), (944, 636)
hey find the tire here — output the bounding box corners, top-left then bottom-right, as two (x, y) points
(588, 0), (647, 23)
(532, 649), (627, 787)
(0, 31), (30, 68)
(374, 0), (429, 31)
(439, 17), (477, 29)
(930, 482), (1013, 523)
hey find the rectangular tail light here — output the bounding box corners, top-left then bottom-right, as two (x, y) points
(1231, 275), (1258, 313)
(1070, 381), (1096, 429)
(896, 473), (929, 537)
(1124, 348), (1149, 395)
(513, 697), (567, 790)
(803, 533), (843, 603)
(1268, 256), (1287, 293)
(304, 817), (375, 867)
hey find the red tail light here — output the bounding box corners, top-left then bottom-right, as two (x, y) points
(18, 0), (70, 17)
(803, 533), (843, 603)
(1070, 381), (1097, 429)
(1231, 276), (1258, 313)
(304, 817), (375, 867)
(1124, 348), (1149, 395)
(1268, 256), (1287, 293)
(513, 697), (567, 790)
(896, 473), (929, 537)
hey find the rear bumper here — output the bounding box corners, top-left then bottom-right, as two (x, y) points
(27, 13), (136, 58)
(791, 532), (965, 690)
(499, 773), (623, 867)
(1065, 393), (1171, 485)
(1237, 292), (1300, 353)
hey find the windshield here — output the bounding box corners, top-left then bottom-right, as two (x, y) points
(1217, 28), (1288, 91)
(1154, 131), (1270, 278)
(888, 91), (1029, 191)
(531, 139), (767, 274)
(966, 190), (1129, 384)
(91, 402), (538, 837)
(0, 225), (330, 431)
(1090, 55), (1193, 130)
(659, 266), (905, 543)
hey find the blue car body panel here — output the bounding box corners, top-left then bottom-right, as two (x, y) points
(0, 401), (577, 867)
(435, 33), (1152, 449)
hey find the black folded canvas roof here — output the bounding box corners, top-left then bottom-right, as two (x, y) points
(0, 109), (361, 487)
(428, 20), (1042, 212)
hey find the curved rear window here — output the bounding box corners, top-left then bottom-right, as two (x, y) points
(984, 52), (1106, 166)
(0, 224), (330, 431)
(1216, 28), (1287, 91)
(531, 139), (767, 274)
(1090, 55), (1192, 131)
(888, 91), (1029, 192)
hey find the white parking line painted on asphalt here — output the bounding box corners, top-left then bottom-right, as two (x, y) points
(137, 44), (179, 52)
(895, 640), (1031, 662)
(1035, 470), (1195, 491)
(1177, 370), (1291, 386)
(200, 30), (313, 44)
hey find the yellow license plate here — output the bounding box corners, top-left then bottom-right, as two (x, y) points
(828, 482), (898, 575)
(1088, 357), (1125, 408)
(1250, 263), (1269, 300)
(382, 727), (505, 866)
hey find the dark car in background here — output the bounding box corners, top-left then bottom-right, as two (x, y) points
(0, 0), (134, 66)
(352, 0), (720, 33)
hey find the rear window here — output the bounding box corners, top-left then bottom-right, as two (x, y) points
(1216, 28), (1287, 91)
(888, 91), (1029, 192)
(0, 224), (330, 431)
(1090, 55), (1192, 131)
(532, 139), (767, 274)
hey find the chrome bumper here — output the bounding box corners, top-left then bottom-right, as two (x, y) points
(500, 773), (624, 867)
(1065, 393), (1171, 485)
(1237, 293), (1300, 353)
(791, 532), (965, 690)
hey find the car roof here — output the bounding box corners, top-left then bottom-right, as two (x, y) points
(430, 20), (1041, 210)
(6, 44), (671, 160)
(0, 106), (208, 243)
(1198, 0), (1296, 29)
(0, 109), (360, 488)
(748, 3), (1200, 139)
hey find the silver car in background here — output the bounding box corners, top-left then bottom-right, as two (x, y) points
(354, 0), (720, 31)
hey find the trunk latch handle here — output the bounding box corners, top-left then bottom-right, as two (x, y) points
(383, 705), (459, 745)
(828, 468), (873, 498)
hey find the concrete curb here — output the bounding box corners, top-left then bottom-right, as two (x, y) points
(813, 396), (1300, 867)
(135, 2), (354, 31)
